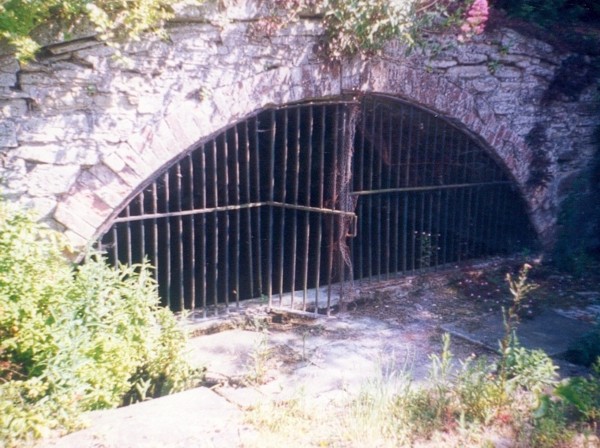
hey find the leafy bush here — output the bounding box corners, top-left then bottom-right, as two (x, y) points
(320, 0), (419, 58)
(555, 359), (600, 422)
(0, 203), (199, 446)
(0, 0), (183, 60)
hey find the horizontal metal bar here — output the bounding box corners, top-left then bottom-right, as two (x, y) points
(267, 201), (356, 217)
(351, 181), (510, 197)
(113, 202), (267, 222)
(113, 200), (355, 223)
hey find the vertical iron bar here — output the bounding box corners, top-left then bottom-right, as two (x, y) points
(233, 126), (241, 309)
(243, 120), (254, 300)
(252, 117), (263, 298)
(176, 162), (184, 311)
(366, 101), (375, 280)
(391, 108), (404, 276)
(111, 225), (119, 269)
(267, 111), (276, 307)
(410, 194), (417, 272)
(314, 107), (326, 312)
(278, 109), (289, 305)
(199, 145), (208, 317)
(491, 184), (503, 254)
(430, 116), (440, 268)
(164, 171), (172, 309)
(152, 183), (159, 303)
(302, 107), (313, 310)
(440, 126), (451, 265)
(375, 104), (383, 279)
(290, 107), (301, 308)
(211, 140), (219, 314)
(138, 191), (146, 270)
(125, 204), (132, 266)
(402, 192), (408, 273)
(355, 99), (367, 282)
(326, 105), (340, 314)
(222, 133), (230, 312)
(187, 154), (196, 312)
(384, 107), (393, 278)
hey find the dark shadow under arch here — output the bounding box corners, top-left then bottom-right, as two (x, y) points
(98, 94), (538, 314)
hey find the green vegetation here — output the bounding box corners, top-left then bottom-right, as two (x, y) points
(0, 0), (474, 61)
(245, 265), (600, 447)
(0, 202), (200, 447)
(320, 0), (419, 58)
(553, 127), (600, 276)
(496, 0), (600, 26)
(0, 0), (181, 60)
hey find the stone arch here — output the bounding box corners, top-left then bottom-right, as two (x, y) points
(59, 61), (538, 251)
(54, 64), (344, 249)
(345, 60), (533, 195)
(97, 94), (537, 312)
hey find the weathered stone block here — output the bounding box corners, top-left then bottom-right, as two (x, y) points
(27, 164), (81, 195)
(0, 120), (18, 147)
(16, 142), (99, 166)
(0, 99), (28, 117)
(493, 66), (523, 80)
(456, 52), (488, 65)
(446, 65), (489, 79)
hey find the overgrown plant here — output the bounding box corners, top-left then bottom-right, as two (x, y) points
(0, 202), (199, 446)
(497, 263), (558, 398)
(554, 359), (600, 424)
(0, 0), (186, 61)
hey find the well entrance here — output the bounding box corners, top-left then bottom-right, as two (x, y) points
(98, 94), (537, 315)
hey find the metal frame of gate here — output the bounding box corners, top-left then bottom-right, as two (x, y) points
(97, 94), (537, 317)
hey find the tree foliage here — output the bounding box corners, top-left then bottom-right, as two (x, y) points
(0, 0), (180, 60)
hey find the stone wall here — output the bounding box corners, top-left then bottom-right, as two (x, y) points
(0, 1), (598, 251)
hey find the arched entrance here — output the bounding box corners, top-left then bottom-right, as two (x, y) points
(97, 94), (537, 315)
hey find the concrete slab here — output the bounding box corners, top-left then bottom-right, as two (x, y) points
(37, 387), (256, 448)
(441, 309), (596, 356)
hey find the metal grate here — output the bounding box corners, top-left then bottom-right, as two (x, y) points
(97, 94), (537, 316)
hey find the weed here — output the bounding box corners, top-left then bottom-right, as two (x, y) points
(0, 203), (198, 446)
(243, 263), (597, 447)
(555, 359), (600, 424)
(245, 330), (272, 385)
(487, 60), (500, 74)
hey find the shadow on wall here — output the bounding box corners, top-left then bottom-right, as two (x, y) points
(553, 125), (600, 275)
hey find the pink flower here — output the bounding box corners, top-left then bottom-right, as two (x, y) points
(459, 0), (489, 41)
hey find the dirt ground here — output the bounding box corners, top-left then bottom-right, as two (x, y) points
(37, 255), (600, 448)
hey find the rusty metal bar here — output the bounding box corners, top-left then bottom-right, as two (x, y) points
(198, 144), (207, 317)
(314, 106), (326, 312)
(302, 106), (313, 310)
(326, 105), (340, 314)
(376, 103), (384, 279)
(252, 117), (263, 298)
(222, 132), (231, 312)
(290, 107), (301, 308)
(186, 154), (196, 311)
(164, 171), (172, 308)
(151, 183), (159, 303)
(210, 140), (219, 314)
(232, 126), (241, 310)
(242, 120), (254, 302)
(267, 110), (276, 306)
(176, 162), (184, 311)
(277, 109), (289, 305)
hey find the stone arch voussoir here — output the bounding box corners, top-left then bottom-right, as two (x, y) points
(54, 65), (343, 250)
(348, 60), (533, 195)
